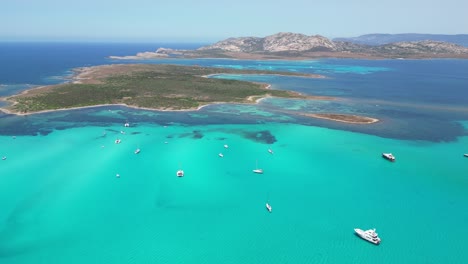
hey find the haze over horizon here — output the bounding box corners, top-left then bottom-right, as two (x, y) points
(2, 0), (468, 42)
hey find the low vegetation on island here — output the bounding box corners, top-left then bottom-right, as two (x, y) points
(2, 64), (326, 114)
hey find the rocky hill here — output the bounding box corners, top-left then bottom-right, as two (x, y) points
(198, 32), (336, 52)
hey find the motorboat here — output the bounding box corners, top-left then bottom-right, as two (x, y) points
(382, 153), (395, 162)
(2, 156), (6, 160)
(224, 144), (229, 149)
(116, 173), (120, 178)
(266, 203), (272, 213)
(134, 148), (141, 154)
(464, 154), (468, 158)
(354, 228), (381, 245)
(176, 170), (184, 177)
(124, 122), (130, 127)
(218, 153), (224, 158)
(115, 139), (121, 144)
(268, 149), (274, 154)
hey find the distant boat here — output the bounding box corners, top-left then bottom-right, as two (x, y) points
(120, 130), (125, 134)
(224, 144), (229, 149)
(464, 154), (468, 158)
(253, 160), (263, 174)
(134, 148), (141, 154)
(176, 170), (184, 177)
(354, 228), (381, 245)
(2, 156), (6, 160)
(115, 139), (121, 144)
(266, 202), (272, 213)
(116, 173), (120, 178)
(124, 122), (130, 127)
(268, 149), (273, 154)
(382, 153), (395, 162)
(218, 153), (224, 158)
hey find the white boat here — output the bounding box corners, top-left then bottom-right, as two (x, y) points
(218, 153), (224, 158)
(382, 153), (395, 162)
(224, 144), (229, 149)
(268, 149), (273, 154)
(266, 203), (272, 213)
(176, 170), (184, 177)
(253, 160), (263, 174)
(124, 122), (130, 127)
(354, 228), (381, 245)
(116, 173), (120, 178)
(464, 154), (468, 158)
(115, 139), (121, 144)
(134, 148), (141, 154)
(2, 156), (6, 160)
(120, 130), (125, 134)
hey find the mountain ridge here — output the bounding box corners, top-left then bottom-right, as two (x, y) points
(333, 33), (468, 47)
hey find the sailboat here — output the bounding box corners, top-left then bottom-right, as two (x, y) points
(252, 160), (263, 174)
(176, 163), (184, 177)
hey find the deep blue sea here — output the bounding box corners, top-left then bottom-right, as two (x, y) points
(1, 43), (468, 264)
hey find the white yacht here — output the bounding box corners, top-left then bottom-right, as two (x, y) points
(2, 156), (6, 160)
(218, 153), (224, 158)
(115, 139), (121, 144)
(116, 173), (120, 178)
(253, 160), (263, 174)
(382, 153), (395, 162)
(124, 122), (130, 127)
(268, 149), (274, 154)
(354, 228), (381, 245)
(224, 144), (229, 149)
(266, 203), (272, 213)
(134, 148), (141, 154)
(176, 170), (184, 177)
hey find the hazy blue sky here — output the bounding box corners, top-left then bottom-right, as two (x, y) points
(2, 0), (467, 42)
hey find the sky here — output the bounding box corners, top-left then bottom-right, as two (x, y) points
(1, 0), (467, 42)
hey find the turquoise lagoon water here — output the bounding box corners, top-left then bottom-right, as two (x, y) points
(1, 43), (468, 263)
(1, 120), (468, 263)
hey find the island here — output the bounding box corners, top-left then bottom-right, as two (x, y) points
(0, 64), (378, 124)
(110, 32), (468, 60)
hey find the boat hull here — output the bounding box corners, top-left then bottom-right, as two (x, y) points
(354, 228), (381, 245)
(382, 153), (395, 162)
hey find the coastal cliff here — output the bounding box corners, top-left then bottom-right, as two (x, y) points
(110, 32), (468, 60)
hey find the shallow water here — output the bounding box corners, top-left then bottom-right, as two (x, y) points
(1, 120), (468, 263)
